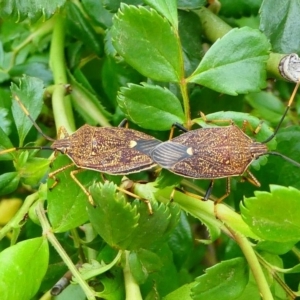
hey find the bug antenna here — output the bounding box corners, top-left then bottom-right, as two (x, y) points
(14, 95), (56, 142)
(267, 151), (300, 168)
(0, 146), (54, 155)
(262, 80), (300, 144)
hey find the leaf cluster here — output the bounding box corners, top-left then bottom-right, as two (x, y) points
(0, 1), (300, 300)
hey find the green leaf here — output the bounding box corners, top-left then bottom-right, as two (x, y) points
(101, 56), (144, 108)
(10, 76), (44, 147)
(111, 5), (183, 82)
(87, 181), (139, 249)
(97, 268), (125, 299)
(188, 27), (270, 95)
(82, 0), (113, 28)
(168, 212), (193, 269)
(177, 0), (206, 9)
(0, 108), (11, 135)
(0, 0), (65, 22)
(19, 157), (50, 186)
(0, 126), (14, 160)
(191, 258), (249, 300)
(163, 284), (193, 300)
(156, 186), (222, 242)
(129, 249), (163, 284)
(103, 0), (142, 13)
(258, 252), (287, 299)
(88, 181), (180, 250)
(48, 155), (95, 233)
(245, 91), (286, 126)
(263, 126), (300, 190)
(0, 172), (20, 196)
(9, 62), (53, 86)
(155, 169), (183, 189)
(219, 0), (261, 18)
(146, 243), (180, 296)
(235, 272), (260, 300)
(241, 185), (300, 242)
(260, 0), (300, 53)
(68, 70), (112, 126)
(0, 41), (4, 67)
(0, 237), (49, 299)
(277, 263), (300, 274)
(126, 200), (180, 250)
(66, 2), (103, 56)
(118, 83), (185, 130)
(255, 240), (296, 255)
(144, 0), (178, 29)
(178, 10), (203, 76)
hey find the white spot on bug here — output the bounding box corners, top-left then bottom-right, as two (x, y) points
(187, 147), (193, 155)
(129, 140), (137, 148)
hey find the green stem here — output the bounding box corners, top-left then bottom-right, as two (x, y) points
(139, 182), (259, 240)
(291, 246), (300, 260)
(230, 230), (273, 300)
(49, 14), (76, 133)
(70, 228), (86, 263)
(267, 52), (287, 79)
(179, 81), (191, 128)
(82, 251), (122, 281)
(83, 223), (98, 261)
(35, 200), (96, 300)
(175, 24), (191, 127)
(195, 7), (231, 42)
(0, 191), (39, 240)
(6, 18), (55, 71)
(256, 253), (297, 299)
(123, 250), (142, 300)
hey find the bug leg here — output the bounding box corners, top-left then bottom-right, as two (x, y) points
(200, 112), (234, 126)
(118, 119), (128, 128)
(48, 163), (75, 190)
(170, 186), (204, 202)
(117, 183), (153, 215)
(241, 119), (263, 135)
(57, 126), (70, 139)
(215, 178), (231, 205)
(171, 123), (189, 139)
(101, 175), (153, 214)
(69, 169), (96, 205)
(243, 170), (261, 187)
(203, 180), (214, 200)
(214, 178), (231, 217)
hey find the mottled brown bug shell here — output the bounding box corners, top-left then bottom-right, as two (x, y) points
(151, 124), (268, 179)
(51, 124), (160, 174)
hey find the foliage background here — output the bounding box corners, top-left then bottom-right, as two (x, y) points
(0, 0), (300, 299)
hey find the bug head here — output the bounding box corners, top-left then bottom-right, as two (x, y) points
(51, 137), (71, 154)
(250, 142), (268, 159)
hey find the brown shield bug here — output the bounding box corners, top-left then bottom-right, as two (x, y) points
(150, 80), (300, 204)
(1, 95), (160, 212)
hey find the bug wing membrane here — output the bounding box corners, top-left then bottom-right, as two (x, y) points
(72, 127), (160, 174)
(151, 142), (192, 169)
(134, 139), (162, 156)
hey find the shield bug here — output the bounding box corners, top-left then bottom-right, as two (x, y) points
(1, 95), (161, 211)
(151, 80), (300, 204)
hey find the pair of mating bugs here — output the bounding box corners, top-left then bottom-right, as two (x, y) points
(1, 80), (300, 209)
